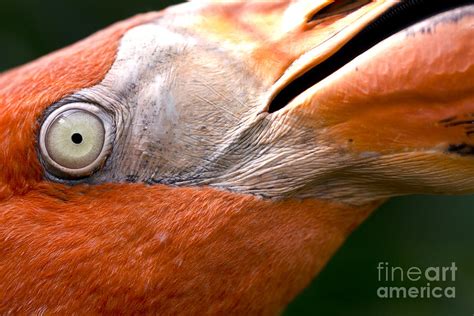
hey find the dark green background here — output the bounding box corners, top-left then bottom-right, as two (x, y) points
(1, 1), (472, 315)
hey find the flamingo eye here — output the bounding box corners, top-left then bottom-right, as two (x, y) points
(39, 103), (113, 179)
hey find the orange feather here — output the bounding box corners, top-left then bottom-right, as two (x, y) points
(0, 182), (377, 314)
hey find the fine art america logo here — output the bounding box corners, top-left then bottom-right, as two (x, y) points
(377, 262), (457, 299)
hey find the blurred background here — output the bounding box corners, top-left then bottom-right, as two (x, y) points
(1, 1), (472, 315)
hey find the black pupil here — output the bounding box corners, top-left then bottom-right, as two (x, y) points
(71, 133), (83, 144)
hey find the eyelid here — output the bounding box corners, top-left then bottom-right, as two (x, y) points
(39, 102), (115, 180)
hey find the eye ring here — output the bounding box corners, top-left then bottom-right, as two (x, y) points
(39, 102), (114, 179)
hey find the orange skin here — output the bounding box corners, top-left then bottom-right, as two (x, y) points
(0, 9), (378, 315)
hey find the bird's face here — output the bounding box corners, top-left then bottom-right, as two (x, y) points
(1, 1), (474, 204)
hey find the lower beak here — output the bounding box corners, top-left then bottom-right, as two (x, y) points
(290, 5), (474, 155)
(283, 5), (474, 195)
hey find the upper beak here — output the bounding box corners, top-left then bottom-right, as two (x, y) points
(170, 0), (474, 196)
(178, 0), (396, 87)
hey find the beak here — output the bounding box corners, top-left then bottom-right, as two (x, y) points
(284, 3), (474, 195)
(178, 1), (474, 196)
(286, 3), (474, 156)
(180, 0), (396, 87)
